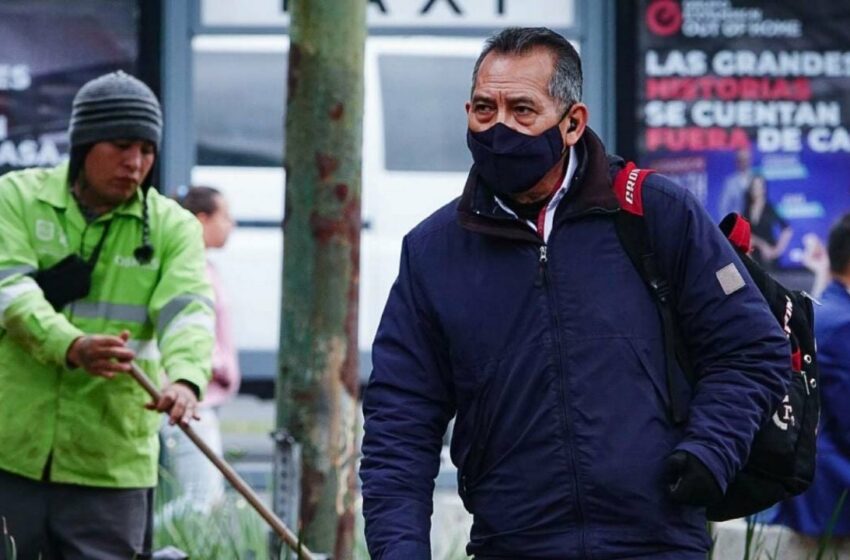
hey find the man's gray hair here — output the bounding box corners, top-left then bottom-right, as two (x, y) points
(471, 27), (582, 110)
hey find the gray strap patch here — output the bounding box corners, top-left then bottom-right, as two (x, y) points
(157, 294), (214, 336)
(716, 263), (746, 296)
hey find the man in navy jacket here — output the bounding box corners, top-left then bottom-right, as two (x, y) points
(770, 214), (850, 537)
(360, 27), (789, 560)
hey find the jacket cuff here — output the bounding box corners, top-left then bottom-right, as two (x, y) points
(47, 321), (85, 368)
(674, 440), (730, 493)
(168, 363), (209, 400)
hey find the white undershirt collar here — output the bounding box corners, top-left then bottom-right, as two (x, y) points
(494, 145), (579, 243)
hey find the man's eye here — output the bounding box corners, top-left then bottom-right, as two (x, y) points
(475, 104), (494, 112)
(515, 106), (533, 115)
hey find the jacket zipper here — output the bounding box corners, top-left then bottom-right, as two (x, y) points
(464, 204), (617, 554)
(539, 241), (588, 558)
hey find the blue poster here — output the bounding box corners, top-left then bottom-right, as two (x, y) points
(637, 0), (850, 277)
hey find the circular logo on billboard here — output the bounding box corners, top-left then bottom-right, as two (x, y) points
(646, 0), (682, 37)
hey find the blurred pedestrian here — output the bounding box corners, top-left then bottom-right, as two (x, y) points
(160, 186), (239, 513)
(801, 232), (830, 298)
(0, 71), (214, 560)
(744, 174), (793, 270)
(360, 27), (789, 560)
(718, 146), (754, 218)
(769, 213), (850, 538)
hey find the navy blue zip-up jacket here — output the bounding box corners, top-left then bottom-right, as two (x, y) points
(360, 129), (790, 559)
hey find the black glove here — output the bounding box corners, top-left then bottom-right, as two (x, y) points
(665, 451), (723, 506)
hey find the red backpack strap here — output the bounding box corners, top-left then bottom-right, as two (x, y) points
(719, 213), (752, 254)
(613, 162), (655, 217)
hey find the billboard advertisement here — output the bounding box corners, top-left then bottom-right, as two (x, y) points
(636, 0), (850, 272)
(0, 0), (138, 177)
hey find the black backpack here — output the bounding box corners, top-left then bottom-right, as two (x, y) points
(612, 162), (820, 521)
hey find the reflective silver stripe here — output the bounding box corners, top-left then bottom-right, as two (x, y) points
(0, 265), (36, 282)
(157, 294), (214, 336)
(73, 302), (150, 324)
(0, 277), (40, 320)
(161, 311), (215, 340)
(127, 339), (161, 361)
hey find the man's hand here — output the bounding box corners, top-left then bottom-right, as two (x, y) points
(665, 451), (724, 507)
(66, 330), (135, 378)
(145, 381), (200, 426)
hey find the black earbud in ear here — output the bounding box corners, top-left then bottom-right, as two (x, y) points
(568, 119), (578, 133)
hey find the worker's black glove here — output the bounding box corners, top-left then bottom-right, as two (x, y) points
(665, 450), (723, 507)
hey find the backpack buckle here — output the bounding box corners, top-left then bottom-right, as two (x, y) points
(650, 278), (671, 303)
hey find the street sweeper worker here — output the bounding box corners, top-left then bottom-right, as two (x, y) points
(0, 71), (214, 560)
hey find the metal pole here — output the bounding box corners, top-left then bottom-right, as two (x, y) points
(127, 363), (316, 560)
(277, 0), (367, 557)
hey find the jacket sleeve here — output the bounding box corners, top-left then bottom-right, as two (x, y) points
(360, 236), (455, 560)
(149, 212), (215, 397)
(209, 264), (241, 397)
(0, 178), (84, 365)
(646, 177), (790, 492)
(819, 319), (850, 447)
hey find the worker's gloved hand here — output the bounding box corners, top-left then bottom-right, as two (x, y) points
(665, 450), (723, 506)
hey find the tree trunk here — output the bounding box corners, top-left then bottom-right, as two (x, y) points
(276, 0), (366, 557)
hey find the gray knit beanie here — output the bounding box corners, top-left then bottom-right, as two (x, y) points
(68, 70), (162, 149)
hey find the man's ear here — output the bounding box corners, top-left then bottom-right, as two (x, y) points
(195, 212), (212, 226)
(465, 100), (472, 116)
(561, 102), (589, 147)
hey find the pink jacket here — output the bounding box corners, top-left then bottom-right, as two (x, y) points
(203, 261), (241, 407)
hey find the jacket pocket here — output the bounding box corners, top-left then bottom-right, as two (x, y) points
(626, 336), (692, 420)
(451, 352), (509, 507)
(455, 368), (496, 506)
(450, 338), (558, 518)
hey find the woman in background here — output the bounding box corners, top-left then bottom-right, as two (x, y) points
(744, 174), (793, 270)
(161, 186), (240, 511)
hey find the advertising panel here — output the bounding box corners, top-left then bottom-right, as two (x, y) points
(201, 0), (575, 30)
(0, 0), (138, 176)
(636, 0), (850, 271)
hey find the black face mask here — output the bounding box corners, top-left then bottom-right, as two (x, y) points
(467, 121), (566, 196)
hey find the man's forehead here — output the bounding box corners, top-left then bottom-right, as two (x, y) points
(473, 47), (555, 95)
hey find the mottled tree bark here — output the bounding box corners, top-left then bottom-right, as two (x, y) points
(276, 1), (366, 557)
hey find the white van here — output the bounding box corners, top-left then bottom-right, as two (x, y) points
(191, 35), (487, 393)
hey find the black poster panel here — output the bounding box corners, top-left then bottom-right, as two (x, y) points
(636, 0), (850, 274)
(0, 0), (138, 176)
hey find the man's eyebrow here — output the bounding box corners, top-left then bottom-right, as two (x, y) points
(471, 93), (495, 104)
(506, 94), (539, 105)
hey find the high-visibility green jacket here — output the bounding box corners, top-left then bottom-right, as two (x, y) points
(0, 163), (214, 489)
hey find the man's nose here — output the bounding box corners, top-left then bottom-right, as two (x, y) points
(493, 107), (519, 129)
(124, 145), (144, 171)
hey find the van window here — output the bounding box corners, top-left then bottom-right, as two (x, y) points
(194, 50), (287, 167)
(379, 54), (474, 172)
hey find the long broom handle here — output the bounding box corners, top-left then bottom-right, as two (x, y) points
(128, 363), (315, 560)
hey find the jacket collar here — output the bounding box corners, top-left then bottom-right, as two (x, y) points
(36, 162), (145, 220)
(35, 163), (72, 209)
(457, 127), (621, 241)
